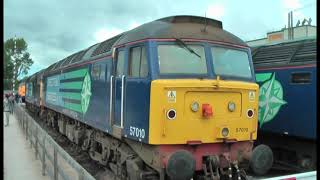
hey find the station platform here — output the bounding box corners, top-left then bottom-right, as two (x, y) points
(3, 112), (50, 180)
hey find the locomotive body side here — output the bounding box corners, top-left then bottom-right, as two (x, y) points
(25, 75), (35, 104)
(255, 65), (316, 139)
(43, 59), (119, 133)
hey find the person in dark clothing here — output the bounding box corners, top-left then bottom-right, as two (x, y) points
(15, 93), (19, 103)
(9, 94), (14, 114)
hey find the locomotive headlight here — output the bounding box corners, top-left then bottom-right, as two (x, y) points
(228, 102), (236, 112)
(221, 128), (229, 137)
(167, 109), (176, 120)
(191, 102), (199, 112)
(247, 109), (254, 118)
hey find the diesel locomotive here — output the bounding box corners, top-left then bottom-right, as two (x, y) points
(252, 38), (317, 172)
(18, 81), (26, 102)
(24, 16), (260, 180)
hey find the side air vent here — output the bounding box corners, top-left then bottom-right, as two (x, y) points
(60, 53), (79, 67)
(291, 41), (316, 63)
(46, 63), (57, 72)
(69, 49), (88, 64)
(251, 39), (316, 67)
(91, 34), (123, 57)
(253, 44), (297, 66)
(52, 59), (65, 71)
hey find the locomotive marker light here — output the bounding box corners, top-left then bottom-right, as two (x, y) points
(202, 103), (213, 118)
(167, 109), (176, 120)
(228, 101), (236, 112)
(247, 109), (254, 118)
(191, 101), (200, 112)
(222, 127), (229, 137)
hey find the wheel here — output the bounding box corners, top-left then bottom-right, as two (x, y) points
(166, 150), (195, 180)
(298, 155), (314, 170)
(250, 144), (273, 175)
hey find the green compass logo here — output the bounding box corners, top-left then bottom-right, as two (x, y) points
(256, 73), (287, 127)
(81, 72), (92, 113)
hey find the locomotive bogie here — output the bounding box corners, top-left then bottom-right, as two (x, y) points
(58, 115), (67, 135)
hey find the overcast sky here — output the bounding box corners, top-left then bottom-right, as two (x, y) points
(4, 0), (316, 78)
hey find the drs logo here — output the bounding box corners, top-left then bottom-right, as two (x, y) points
(129, 126), (145, 139)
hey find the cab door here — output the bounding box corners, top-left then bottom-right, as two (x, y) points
(110, 48), (127, 138)
(123, 44), (151, 143)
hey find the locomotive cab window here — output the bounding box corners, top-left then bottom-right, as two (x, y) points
(157, 44), (207, 75)
(129, 46), (148, 77)
(92, 63), (101, 80)
(291, 72), (311, 84)
(99, 63), (106, 81)
(92, 63), (106, 81)
(211, 47), (252, 79)
(116, 51), (125, 76)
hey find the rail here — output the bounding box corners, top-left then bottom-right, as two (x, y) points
(263, 171), (317, 180)
(14, 104), (96, 180)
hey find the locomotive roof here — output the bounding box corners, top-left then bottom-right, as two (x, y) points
(39, 15), (247, 75)
(113, 15), (246, 46)
(251, 38), (316, 68)
(25, 69), (45, 82)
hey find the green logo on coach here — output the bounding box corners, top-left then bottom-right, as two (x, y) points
(256, 73), (287, 127)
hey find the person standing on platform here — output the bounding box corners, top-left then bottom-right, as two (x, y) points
(9, 93), (15, 114)
(3, 95), (11, 127)
(15, 93), (19, 103)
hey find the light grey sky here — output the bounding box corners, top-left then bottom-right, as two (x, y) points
(4, 0), (317, 78)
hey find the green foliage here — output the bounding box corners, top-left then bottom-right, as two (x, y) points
(4, 50), (14, 90)
(3, 37), (33, 90)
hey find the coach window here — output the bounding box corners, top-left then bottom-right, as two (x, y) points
(92, 63), (101, 80)
(128, 46), (148, 78)
(99, 63), (106, 81)
(105, 61), (112, 80)
(291, 72), (311, 84)
(116, 51), (125, 76)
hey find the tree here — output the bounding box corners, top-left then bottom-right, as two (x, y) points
(4, 37), (33, 90)
(4, 49), (14, 90)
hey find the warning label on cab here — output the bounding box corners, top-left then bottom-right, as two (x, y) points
(167, 91), (176, 103)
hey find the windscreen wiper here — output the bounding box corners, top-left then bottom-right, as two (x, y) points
(174, 38), (202, 58)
